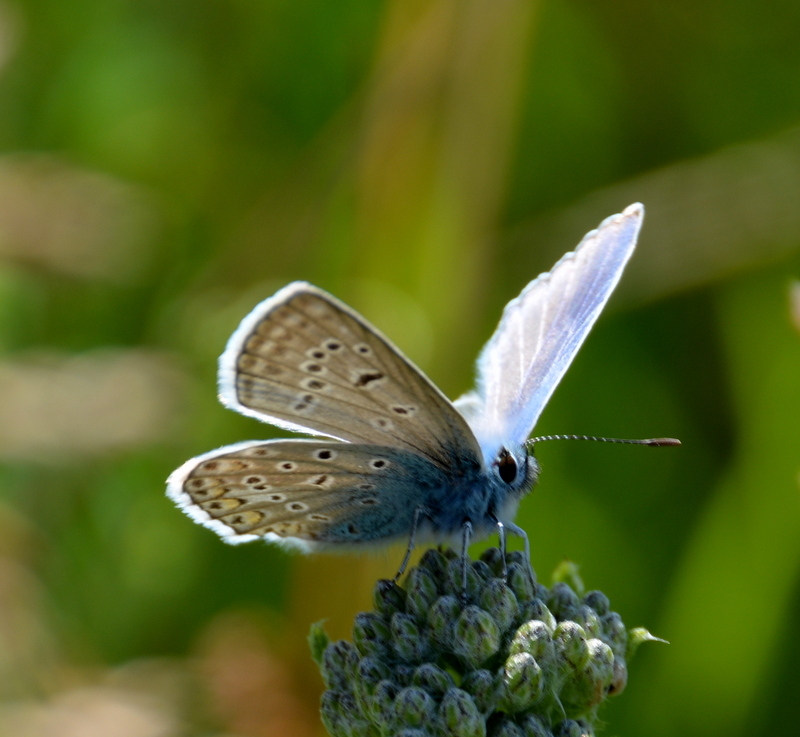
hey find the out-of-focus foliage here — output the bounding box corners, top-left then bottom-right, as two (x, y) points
(0, 0), (798, 735)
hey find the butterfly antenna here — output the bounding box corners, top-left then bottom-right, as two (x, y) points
(527, 434), (681, 447)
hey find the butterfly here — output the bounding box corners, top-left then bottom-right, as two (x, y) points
(167, 203), (674, 578)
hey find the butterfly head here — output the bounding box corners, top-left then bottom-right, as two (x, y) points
(491, 443), (539, 498)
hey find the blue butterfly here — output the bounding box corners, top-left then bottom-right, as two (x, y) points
(167, 204), (673, 580)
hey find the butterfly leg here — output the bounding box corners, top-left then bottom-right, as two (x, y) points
(460, 520), (473, 606)
(503, 521), (530, 560)
(504, 520), (535, 584)
(489, 513), (509, 581)
(392, 506), (427, 585)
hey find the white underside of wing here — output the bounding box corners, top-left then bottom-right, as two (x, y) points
(462, 203), (644, 459)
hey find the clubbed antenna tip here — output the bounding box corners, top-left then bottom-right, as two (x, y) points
(642, 437), (681, 446)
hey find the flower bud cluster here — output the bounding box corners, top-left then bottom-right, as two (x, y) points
(310, 548), (662, 737)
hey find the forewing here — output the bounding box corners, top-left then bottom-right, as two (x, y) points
(218, 284), (482, 472)
(166, 440), (447, 548)
(465, 204), (644, 455)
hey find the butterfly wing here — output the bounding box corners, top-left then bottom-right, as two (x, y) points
(166, 439), (448, 548)
(458, 204), (644, 458)
(218, 283), (482, 472)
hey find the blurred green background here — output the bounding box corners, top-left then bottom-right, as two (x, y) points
(0, 0), (798, 735)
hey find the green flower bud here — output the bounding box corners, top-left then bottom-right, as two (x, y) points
(354, 657), (390, 712)
(428, 595), (461, 647)
(585, 639), (615, 688)
(599, 612), (627, 658)
(419, 548), (450, 580)
(626, 627), (667, 661)
(572, 606), (601, 639)
(447, 558), (484, 602)
(553, 621), (589, 671)
(559, 637), (615, 716)
(321, 640), (360, 691)
(374, 579), (407, 619)
(547, 583), (581, 621)
(507, 562), (536, 602)
(440, 687), (486, 737)
(392, 612), (429, 662)
(394, 686), (437, 728)
(519, 714), (554, 737)
(461, 669), (500, 715)
(480, 546), (505, 576)
(518, 599), (556, 635)
(321, 690), (368, 737)
(471, 559), (494, 582)
(507, 551), (536, 583)
(406, 567), (440, 621)
(480, 578), (520, 633)
(352, 612), (392, 659)
(490, 717), (525, 737)
(412, 662), (455, 700)
(453, 605), (501, 668)
(319, 690), (344, 737)
(582, 591), (609, 617)
(509, 620), (554, 663)
(502, 652), (544, 712)
(608, 657), (627, 696)
(369, 679), (399, 730)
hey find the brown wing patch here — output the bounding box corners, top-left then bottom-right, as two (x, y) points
(227, 286), (481, 472)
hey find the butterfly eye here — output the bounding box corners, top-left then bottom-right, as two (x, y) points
(496, 449), (517, 484)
